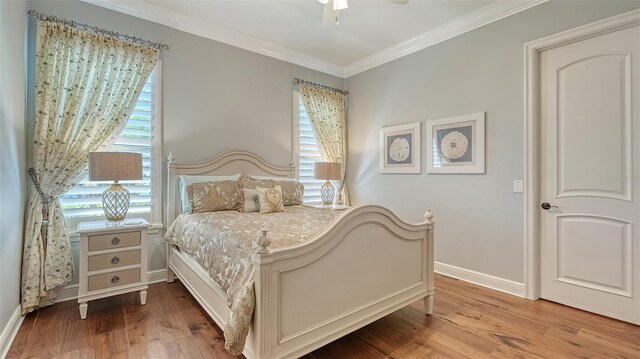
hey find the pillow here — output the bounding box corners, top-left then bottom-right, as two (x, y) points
(277, 181), (304, 206)
(239, 176), (277, 189)
(187, 180), (241, 213)
(238, 177), (276, 212)
(248, 175), (296, 182)
(180, 174), (241, 213)
(240, 188), (261, 213)
(256, 186), (285, 214)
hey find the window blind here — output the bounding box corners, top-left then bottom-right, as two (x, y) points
(297, 96), (324, 203)
(60, 71), (155, 219)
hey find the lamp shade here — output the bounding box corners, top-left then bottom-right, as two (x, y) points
(314, 162), (342, 180)
(88, 152), (142, 181)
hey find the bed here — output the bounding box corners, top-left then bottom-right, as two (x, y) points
(165, 150), (435, 359)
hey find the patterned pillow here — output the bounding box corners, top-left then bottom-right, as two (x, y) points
(256, 185), (285, 214)
(239, 176), (276, 190)
(248, 175), (296, 182)
(187, 180), (241, 213)
(238, 177), (276, 212)
(240, 188), (261, 213)
(179, 173), (241, 213)
(276, 181), (304, 206)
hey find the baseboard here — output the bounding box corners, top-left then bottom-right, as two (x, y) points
(147, 269), (168, 284)
(435, 261), (525, 297)
(0, 305), (25, 358)
(55, 284), (80, 303)
(55, 269), (168, 303)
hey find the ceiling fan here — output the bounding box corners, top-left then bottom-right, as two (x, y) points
(319, 0), (409, 27)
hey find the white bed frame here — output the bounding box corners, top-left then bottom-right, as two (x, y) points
(165, 150), (435, 359)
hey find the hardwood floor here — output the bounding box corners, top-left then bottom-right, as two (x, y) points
(7, 274), (639, 358)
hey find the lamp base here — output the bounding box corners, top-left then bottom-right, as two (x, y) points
(102, 183), (130, 222)
(320, 180), (335, 205)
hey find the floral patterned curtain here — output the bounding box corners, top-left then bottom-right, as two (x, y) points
(299, 82), (349, 205)
(21, 21), (159, 314)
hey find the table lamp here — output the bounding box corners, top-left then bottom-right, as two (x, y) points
(314, 162), (342, 205)
(88, 152), (142, 222)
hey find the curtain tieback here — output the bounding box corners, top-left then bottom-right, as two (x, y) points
(28, 168), (53, 219)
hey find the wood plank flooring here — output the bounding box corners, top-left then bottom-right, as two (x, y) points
(7, 274), (640, 358)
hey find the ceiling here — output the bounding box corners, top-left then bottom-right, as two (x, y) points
(146, 0), (495, 66)
(84, 0), (546, 77)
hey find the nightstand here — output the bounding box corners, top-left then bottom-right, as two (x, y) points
(76, 218), (150, 319)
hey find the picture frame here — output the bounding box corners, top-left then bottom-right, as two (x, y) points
(380, 122), (421, 174)
(426, 112), (485, 174)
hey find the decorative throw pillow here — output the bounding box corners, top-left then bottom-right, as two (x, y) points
(238, 177), (276, 212)
(256, 185), (285, 214)
(239, 176), (276, 190)
(277, 181), (304, 206)
(187, 180), (241, 213)
(240, 188), (261, 213)
(179, 173), (241, 213)
(248, 175), (296, 182)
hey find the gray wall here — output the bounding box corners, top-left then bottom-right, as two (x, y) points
(345, 0), (640, 283)
(0, 0), (27, 338)
(26, 1), (344, 281)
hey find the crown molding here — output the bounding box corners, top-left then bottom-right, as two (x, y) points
(81, 0), (547, 79)
(80, 0), (346, 78)
(343, 0), (548, 77)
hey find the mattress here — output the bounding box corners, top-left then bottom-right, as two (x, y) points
(163, 205), (343, 355)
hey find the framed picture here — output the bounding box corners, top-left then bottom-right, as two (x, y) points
(380, 122), (421, 174)
(427, 112), (485, 174)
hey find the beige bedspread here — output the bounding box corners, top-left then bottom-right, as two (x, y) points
(163, 205), (342, 355)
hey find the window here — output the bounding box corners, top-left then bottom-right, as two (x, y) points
(294, 92), (324, 203)
(61, 66), (160, 227)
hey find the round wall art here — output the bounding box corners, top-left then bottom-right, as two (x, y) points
(440, 131), (469, 159)
(389, 137), (411, 162)
(426, 112), (485, 173)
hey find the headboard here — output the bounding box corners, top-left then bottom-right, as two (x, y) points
(166, 150), (295, 225)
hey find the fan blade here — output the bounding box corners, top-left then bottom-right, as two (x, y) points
(323, 3), (337, 26)
(385, 0), (409, 4)
(333, 0), (348, 10)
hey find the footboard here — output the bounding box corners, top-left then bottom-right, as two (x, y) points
(252, 205), (435, 359)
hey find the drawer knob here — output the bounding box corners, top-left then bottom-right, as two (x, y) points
(111, 256), (120, 265)
(111, 237), (120, 245)
(111, 275), (120, 284)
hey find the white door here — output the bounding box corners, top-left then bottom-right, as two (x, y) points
(539, 24), (640, 324)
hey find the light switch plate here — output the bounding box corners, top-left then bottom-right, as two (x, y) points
(513, 180), (524, 193)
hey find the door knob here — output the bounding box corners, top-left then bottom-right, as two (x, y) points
(541, 202), (558, 210)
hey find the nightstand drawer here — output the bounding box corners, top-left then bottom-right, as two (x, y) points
(88, 231), (140, 251)
(88, 250), (140, 271)
(88, 268), (140, 292)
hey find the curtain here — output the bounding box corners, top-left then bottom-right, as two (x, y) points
(299, 83), (349, 205)
(21, 21), (159, 314)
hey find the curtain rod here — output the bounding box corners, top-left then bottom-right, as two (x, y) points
(294, 78), (349, 95)
(27, 10), (170, 50)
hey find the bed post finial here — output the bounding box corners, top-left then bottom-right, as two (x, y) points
(167, 152), (175, 164)
(425, 209), (434, 226)
(256, 230), (271, 254)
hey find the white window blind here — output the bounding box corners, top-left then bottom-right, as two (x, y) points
(432, 136), (442, 168)
(61, 70), (156, 221)
(297, 95), (324, 203)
